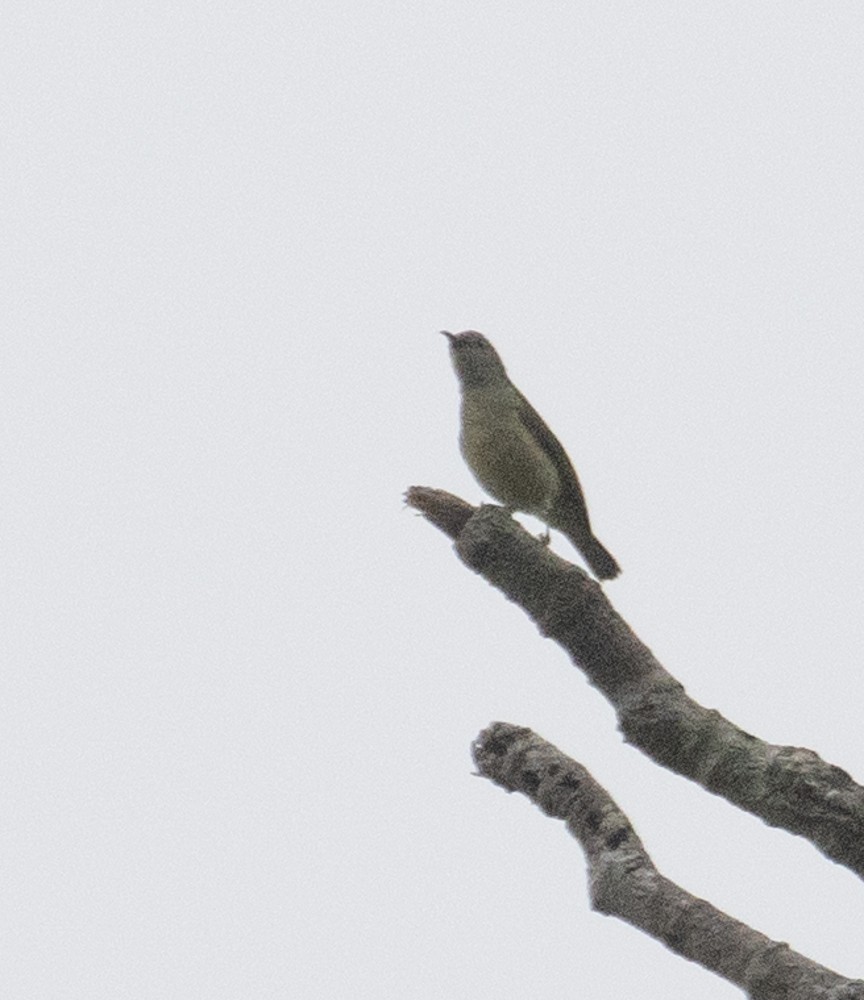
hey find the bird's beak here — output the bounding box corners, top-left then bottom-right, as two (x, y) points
(439, 330), (455, 341)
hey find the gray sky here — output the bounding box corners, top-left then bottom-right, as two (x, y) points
(4, 3), (864, 997)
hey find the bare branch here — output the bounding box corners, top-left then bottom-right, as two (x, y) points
(407, 489), (864, 881)
(473, 722), (864, 999)
(404, 486), (474, 539)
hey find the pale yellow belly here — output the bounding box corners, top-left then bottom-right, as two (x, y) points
(460, 398), (559, 517)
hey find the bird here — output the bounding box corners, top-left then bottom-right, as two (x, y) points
(442, 330), (620, 580)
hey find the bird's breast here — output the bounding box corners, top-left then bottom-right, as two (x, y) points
(459, 389), (559, 516)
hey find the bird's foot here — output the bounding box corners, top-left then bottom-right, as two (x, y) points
(538, 528), (551, 547)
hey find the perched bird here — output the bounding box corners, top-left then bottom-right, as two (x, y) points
(442, 330), (620, 580)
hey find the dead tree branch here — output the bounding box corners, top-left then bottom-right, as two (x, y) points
(406, 487), (864, 881)
(473, 722), (864, 999)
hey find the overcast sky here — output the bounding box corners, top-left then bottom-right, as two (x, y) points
(4, 3), (864, 998)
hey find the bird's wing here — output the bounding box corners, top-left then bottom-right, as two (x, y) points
(514, 387), (592, 528)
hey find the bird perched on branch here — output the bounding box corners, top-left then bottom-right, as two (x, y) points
(442, 330), (620, 580)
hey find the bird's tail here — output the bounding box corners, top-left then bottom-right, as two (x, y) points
(565, 530), (621, 581)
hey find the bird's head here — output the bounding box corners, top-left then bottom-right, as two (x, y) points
(440, 330), (508, 388)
